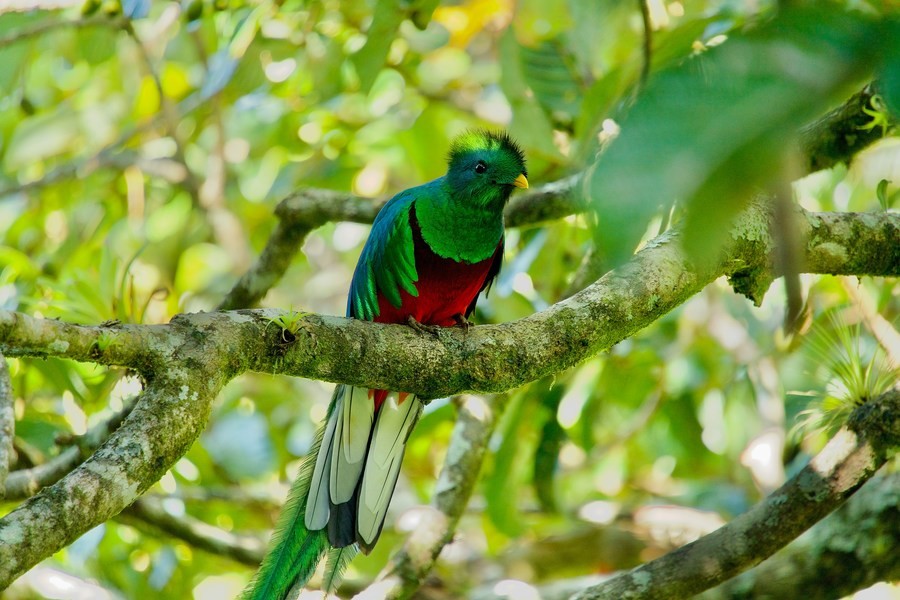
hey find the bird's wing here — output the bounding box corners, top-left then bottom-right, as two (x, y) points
(347, 187), (422, 321)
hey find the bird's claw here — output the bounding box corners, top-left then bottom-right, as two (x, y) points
(452, 314), (472, 332)
(406, 316), (442, 336)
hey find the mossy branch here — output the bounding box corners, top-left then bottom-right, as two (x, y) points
(798, 83), (896, 173)
(118, 497), (266, 566)
(698, 471), (900, 600)
(0, 352), (12, 498)
(572, 386), (899, 600)
(0, 204), (896, 589)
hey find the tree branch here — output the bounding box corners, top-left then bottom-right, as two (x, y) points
(571, 386), (900, 600)
(0, 354), (228, 586)
(0, 313), (164, 367)
(3, 397), (136, 501)
(119, 496), (266, 566)
(798, 83), (895, 173)
(4, 208), (898, 399)
(0, 352), (12, 498)
(698, 471), (900, 600)
(473, 472), (900, 600)
(0, 205), (895, 587)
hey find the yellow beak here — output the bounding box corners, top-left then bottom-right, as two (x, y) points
(513, 173), (529, 189)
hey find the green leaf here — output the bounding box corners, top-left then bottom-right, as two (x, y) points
(650, 16), (727, 71)
(352, 0), (405, 93)
(532, 379), (566, 512)
(80, 26), (119, 65)
(485, 390), (530, 537)
(518, 40), (582, 120)
(877, 25), (900, 118)
(0, 246), (40, 280)
(4, 109), (82, 171)
(876, 179), (890, 210)
(499, 30), (563, 160)
(0, 13), (34, 91)
(587, 7), (894, 267)
(571, 66), (630, 161)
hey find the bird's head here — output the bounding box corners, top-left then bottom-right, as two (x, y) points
(446, 130), (528, 210)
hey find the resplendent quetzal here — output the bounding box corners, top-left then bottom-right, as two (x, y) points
(244, 130), (528, 599)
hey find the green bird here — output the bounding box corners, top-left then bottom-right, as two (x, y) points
(244, 130), (528, 599)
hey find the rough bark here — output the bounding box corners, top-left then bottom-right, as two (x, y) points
(469, 472), (900, 600)
(698, 471), (900, 600)
(0, 352), (12, 498)
(798, 83), (895, 173)
(571, 387), (899, 600)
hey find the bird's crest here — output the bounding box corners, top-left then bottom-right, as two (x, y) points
(447, 129), (526, 174)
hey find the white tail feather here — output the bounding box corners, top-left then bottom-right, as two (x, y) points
(330, 386), (374, 503)
(305, 395), (339, 530)
(357, 395), (422, 546)
(343, 385), (374, 462)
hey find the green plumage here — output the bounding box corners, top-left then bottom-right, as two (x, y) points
(241, 410), (331, 600)
(348, 131), (525, 321)
(415, 194), (504, 262)
(243, 130), (527, 599)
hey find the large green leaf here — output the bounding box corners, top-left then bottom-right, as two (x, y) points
(499, 29), (563, 160)
(518, 40), (582, 120)
(352, 0), (409, 93)
(484, 389), (532, 537)
(587, 8), (899, 267)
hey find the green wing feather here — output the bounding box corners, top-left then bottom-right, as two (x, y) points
(348, 186), (435, 320)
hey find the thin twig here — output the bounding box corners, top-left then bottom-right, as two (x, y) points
(120, 496), (266, 565)
(3, 396), (136, 500)
(163, 485), (285, 508)
(594, 387), (664, 456)
(0, 352), (13, 498)
(637, 0), (652, 91)
(0, 89), (209, 198)
(0, 15), (127, 49)
(124, 23), (203, 204)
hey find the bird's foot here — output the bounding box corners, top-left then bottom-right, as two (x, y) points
(406, 316), (442, 336)
(452, 313), (472, 332)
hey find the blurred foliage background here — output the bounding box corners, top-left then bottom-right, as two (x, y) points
(1, 0), (898, 598)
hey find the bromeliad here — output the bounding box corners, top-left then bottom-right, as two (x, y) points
(244, 130), (528, 599)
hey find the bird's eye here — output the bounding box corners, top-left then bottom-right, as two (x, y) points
(475, 161), (487, 174)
